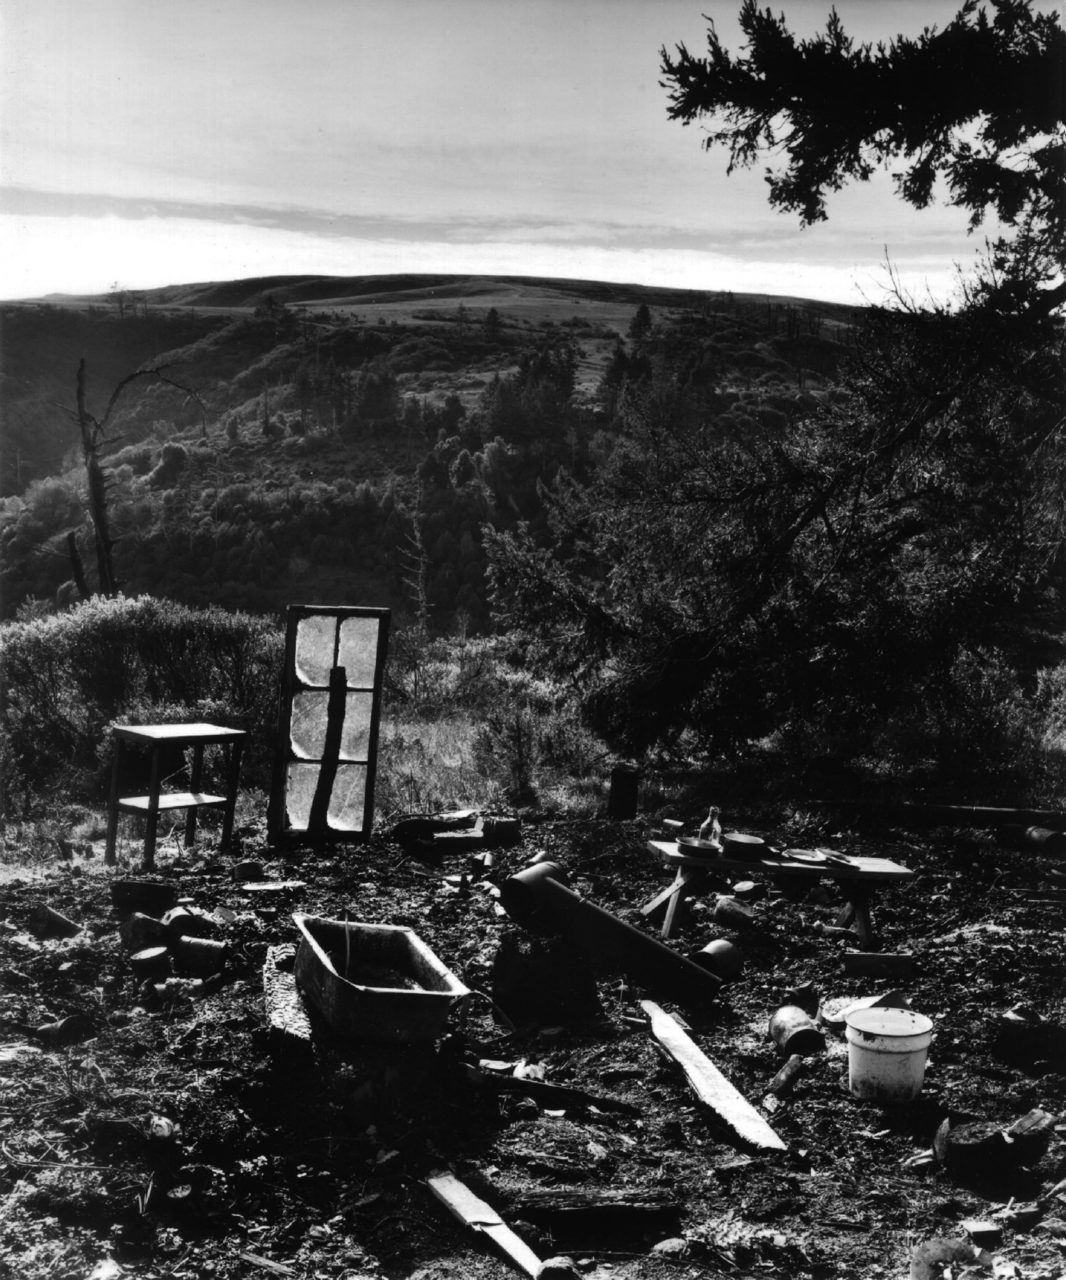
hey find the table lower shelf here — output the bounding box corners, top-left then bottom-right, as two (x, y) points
(117, 792), (229, 812)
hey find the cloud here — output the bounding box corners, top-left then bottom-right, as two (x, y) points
(0, 201), (967, 308)
(1, 183), (986, 285)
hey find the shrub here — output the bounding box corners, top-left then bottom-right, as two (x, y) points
(147, 442), (187, 487)
(0, 595), (283, 815)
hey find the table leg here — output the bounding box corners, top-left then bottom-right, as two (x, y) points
(641, 872), (687, 918)
(661, 867), (704, 940)
(185, 743), (204, 847)
(220, 742), (244, 850)
(143, 745), (162, 870)
(849, 886), (879, 951)
(834, 901), (856, 928)
(105, 737), (122, 865)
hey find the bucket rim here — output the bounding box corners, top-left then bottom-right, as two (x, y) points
(844, 1006), (933, 1038)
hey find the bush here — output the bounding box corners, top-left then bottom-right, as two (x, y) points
(0, 595), (283, 815)
(147, 442), (188, 487)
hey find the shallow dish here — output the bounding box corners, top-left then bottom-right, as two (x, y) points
(782, 848), (828, 865)
(721, 832), (766, 858)
(676, 835), (721, 854)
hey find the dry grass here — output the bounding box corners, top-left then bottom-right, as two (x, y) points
(375, 713), (505, 820)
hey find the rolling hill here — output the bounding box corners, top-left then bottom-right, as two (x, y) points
(0, 272), (858, 624)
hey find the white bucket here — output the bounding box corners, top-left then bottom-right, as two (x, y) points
(844, 1007), (933, 1101)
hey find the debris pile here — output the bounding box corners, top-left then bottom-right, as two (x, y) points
(0, 808), (1064, 1280)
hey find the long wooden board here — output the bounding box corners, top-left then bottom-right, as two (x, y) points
(641, 1000), (787, 1152)
(426, 1170), (542, 1277)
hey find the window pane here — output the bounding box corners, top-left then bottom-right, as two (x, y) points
(338, 616), (381, 688)
(328, 763), (368, 831)
(285, 763), (320, 829)
(340, 692), (373, 761)
(294, 615), (337, 687)
(290, 691), (328, 760)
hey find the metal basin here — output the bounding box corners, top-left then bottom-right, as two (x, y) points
(292, 912), (468, 1043)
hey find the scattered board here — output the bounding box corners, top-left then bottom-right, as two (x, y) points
(640, 1000), (787, 1152)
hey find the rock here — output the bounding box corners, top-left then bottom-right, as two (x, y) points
(27, 904), (82, 939)
(712, 895), (758, 929)
(909, 1238), (992, 1280)
(651, 1237), (688, 1257)
(87, 1260), (124, 1280)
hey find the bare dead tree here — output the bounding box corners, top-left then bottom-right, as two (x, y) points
(67, 359), (207, 598)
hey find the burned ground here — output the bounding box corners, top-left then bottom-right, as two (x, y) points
(1, 814), (1064, 1280)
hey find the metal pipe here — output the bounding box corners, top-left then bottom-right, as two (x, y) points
(809, 801), (1066, 831)
(499, 861), (722, 1008)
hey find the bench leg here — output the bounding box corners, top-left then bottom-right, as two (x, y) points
(143, 746), (162, 871)
(661, 868), (703, 940)
(105, 738), (123, 865)
(220, 742), (244, 850)
(849, 887), (879, 951)
(184, 744), (204, 847)
(834, 901), (856, 928)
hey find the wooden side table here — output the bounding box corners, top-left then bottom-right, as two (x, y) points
(105, 723), (248, 868)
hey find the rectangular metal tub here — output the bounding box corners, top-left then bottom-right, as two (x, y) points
(292, 912), (468, 1043)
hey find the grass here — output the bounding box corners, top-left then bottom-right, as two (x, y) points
(0, 633), (615, 876)
(375, 714), (505, 819)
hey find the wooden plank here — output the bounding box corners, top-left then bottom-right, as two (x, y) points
(662, 868), (703, 939)
(514, 1186), (681, 1230)
(641, 871), (690, 917)
(640, 1000), (787, 1152)
(426, 1170), (542, 1278)
(464, 1064), (639, 1115)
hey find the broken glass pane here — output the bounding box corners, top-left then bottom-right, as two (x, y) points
(327, 763), (368, 831)
(339, 692), (373, 761)
(285, 763), (321, 829)
(338, 616), (381, 688)
(290, 691), (330, 760)
(289, 690), (373, 761)
(294, 615), (337, 687)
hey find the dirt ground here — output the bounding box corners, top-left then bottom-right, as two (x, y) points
(1, 810), (1065, 1280)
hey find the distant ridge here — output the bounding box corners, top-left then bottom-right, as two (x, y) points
(17, 272), (860, 319)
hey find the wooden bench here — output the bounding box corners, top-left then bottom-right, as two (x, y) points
(644, 840), (913, 950)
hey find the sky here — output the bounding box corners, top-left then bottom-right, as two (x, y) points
(0, 0), (1031, 305)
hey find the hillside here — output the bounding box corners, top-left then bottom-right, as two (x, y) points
(0, 273), (857, 625)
